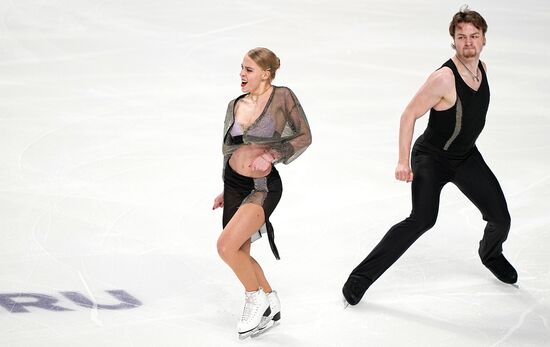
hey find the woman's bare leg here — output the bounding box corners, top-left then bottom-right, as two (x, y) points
(217, 203), (266, 292)
(241, 241), (272, 293)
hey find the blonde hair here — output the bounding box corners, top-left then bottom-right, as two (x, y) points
(247, 47), (281, 81)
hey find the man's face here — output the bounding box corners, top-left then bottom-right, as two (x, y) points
(453, 22), (485, 59)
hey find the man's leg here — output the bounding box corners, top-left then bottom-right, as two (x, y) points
(343, 152), (450, 304)
(453, 149), (517, 284)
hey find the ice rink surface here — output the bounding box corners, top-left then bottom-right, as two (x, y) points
(1, 0), (549, 346)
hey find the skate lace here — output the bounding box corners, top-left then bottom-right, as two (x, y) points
(240, 293), (257, 322)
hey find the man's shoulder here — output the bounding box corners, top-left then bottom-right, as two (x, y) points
(432, 65), (454, 79)
(429, 66), (455, 91)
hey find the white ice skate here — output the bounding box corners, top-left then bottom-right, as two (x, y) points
(237, 288), (271, 340)
(252, 290), (281, 337)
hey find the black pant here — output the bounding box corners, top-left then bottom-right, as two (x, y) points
(349, 143), (511, 285)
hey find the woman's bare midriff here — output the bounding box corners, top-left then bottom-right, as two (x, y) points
(229, 144), (272, 178)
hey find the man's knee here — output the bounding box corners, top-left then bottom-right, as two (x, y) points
(500, 212), (511, 230)
(487, 210), (511, 232)
(407, 213), (438, 234)
(422, 215), (438, 231)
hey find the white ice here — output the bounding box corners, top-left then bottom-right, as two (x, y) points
(1, 0), (549, 346)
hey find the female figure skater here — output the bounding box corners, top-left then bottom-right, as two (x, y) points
(212, 47), (311, 338)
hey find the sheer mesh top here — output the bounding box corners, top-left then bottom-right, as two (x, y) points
(222, 86), (312, 175)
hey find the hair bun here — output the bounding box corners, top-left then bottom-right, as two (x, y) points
(247, 47), (281, 81)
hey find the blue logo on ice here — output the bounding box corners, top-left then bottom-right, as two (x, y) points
(0, 290), (142, 313)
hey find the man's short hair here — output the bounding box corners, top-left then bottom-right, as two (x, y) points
(449, 5), (488, 37)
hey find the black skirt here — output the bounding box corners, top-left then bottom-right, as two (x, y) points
(223, 162), (283, 259)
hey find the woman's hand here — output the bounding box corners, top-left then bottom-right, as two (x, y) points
(395, 162), (413, 183)
(212, 192), (224, 210)
(249, 152), (275, 172)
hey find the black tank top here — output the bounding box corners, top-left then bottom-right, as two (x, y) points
(420, 59), (490, 157)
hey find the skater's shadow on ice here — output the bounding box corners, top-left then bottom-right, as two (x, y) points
(355, 291), (549, 344)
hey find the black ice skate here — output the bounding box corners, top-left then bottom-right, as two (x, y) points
(484, 254), (518, 285)
(342, 276), (371, 306)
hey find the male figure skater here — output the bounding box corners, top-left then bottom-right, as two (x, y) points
(343, 7), (518, 305)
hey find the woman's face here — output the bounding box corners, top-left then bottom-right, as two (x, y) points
(239, 54), (269, 93)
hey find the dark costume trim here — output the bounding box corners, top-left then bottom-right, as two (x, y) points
(222, 162), (283, 259)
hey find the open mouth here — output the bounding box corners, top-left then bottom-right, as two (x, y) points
(241, 81), (248, 87)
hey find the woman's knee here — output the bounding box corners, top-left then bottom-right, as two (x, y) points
(217, 234), (235, 261)
(240, 240), (251, 255)
(217, 230), (251, 261)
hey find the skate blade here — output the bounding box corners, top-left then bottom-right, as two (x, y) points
(251, 320), (279, 338)
(342, 296), (350, 309)
(239, 310), (272, 339)
(238, 325), (262, 340)
(238, 328), (258, 340)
